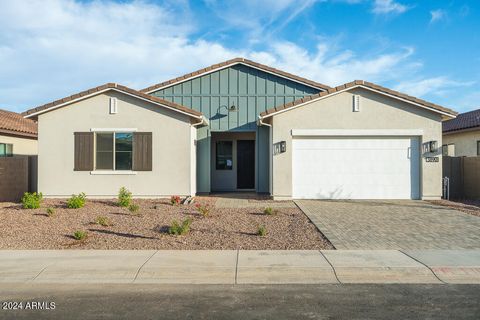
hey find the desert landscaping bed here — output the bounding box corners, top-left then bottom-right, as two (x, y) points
(0, 197), (333, 250)
(429, 199), (480, 218)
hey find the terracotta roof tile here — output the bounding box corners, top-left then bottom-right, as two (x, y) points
(140, 57), (331, 93)
(22, 83), (203, 119)
(259, 80), (458, 118)
(443, 108), (480, 133)
(0, 109), (37, 138)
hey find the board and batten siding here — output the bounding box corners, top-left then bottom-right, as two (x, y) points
(150, 64), (320, 193)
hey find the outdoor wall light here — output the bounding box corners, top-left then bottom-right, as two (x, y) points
(229, 104), (237, 112)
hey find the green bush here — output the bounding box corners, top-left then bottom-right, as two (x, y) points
(73, 230), (87, 241)
(67, 193), (86, 209)
(46, 207), (55, 217)
(168, 218), (192, 235)
(195, 203), (210, 217)
(118, 187), (132, 207)
(263, 207), (277, 215)
(21, 192), (43, 209)
(257, 225), (267, 237)
(95, 216), (111, 226)
(128, 203), (140, 214)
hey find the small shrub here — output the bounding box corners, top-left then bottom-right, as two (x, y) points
(21, 192), (43, 209)
(263, 207), (277, 215)
(128, 203), (140, 214)
(73, 230), (87, 241)
(118, 187), (132, 207)
(170, 195), (181, 206)
(257, 225), (267, 237)
(67, 193), (86, 209)
(46, 207), (55, 217)
(195, 203), (210, 217)
(95, 216), (111, 226)
(168, 218), (192, 235)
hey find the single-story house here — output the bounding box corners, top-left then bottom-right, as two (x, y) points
(0, 109), (37, 156)
(442, 108), (480, 157)
(23, 58), (457, 200)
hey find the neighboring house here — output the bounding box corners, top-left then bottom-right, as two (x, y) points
(442, 108), (480, 157)
(0, 109), (37, 156)
(23, 58), (457, 200)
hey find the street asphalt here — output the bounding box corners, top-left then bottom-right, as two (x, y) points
(0, 284), (479, 320)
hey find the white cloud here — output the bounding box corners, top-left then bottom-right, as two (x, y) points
(372, 0), (409, 14)
(394, 77), (475, 99)
(0, 0), (469, 114)
(430, 9), (446, 23)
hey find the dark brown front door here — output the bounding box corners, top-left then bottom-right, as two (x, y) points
(237, 140), (255, 189)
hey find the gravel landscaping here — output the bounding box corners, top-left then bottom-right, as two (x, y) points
(429, 199), (480, 218)
(0, 197), (333, 250)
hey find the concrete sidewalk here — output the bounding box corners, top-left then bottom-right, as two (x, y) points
(0, 250), (479, 284)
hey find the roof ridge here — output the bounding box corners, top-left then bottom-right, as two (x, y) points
(139, 57), (332, 93)
(260, 80), (457, 118)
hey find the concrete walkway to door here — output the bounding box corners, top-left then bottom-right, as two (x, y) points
(295, 200), (480, 250)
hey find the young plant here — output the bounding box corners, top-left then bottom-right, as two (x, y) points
(118, 187), (132, 207)
(263, 207), (277, 215)
(21, 192), (43, 209)
(128, 203), (140, 215)
(168, 218), (192, 235)
(46, 207), (55, 217)
(257, 225), (267, 237)
(170, 195), (181, 206)
(95, 216), (111, 226)
(73, 230), (87, 241)
(67, 193), (86, 209)
(195, 203), (211, 217)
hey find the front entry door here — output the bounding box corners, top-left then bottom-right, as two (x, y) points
(237, 140), (255, 189)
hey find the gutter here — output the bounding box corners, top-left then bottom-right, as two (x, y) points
(192, 115), (209, 127)
(257, 116), (272, 127)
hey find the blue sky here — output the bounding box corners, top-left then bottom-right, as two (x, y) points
(0, 0), (478, 113)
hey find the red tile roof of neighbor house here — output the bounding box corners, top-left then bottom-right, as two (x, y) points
(0, 109), (37, 138)
(443, 108), (480, 133)
(259, 80), (458, 118)
(22, 83), (203, 118)
(140, 57), (332, 93)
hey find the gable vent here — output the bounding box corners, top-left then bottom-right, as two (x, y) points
(109, 97), (118, 114)
(353, 95), (360, 112)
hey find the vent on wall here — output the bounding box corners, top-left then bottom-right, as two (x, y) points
(353, 95), (360, 112)
(109, 97), (118, 114)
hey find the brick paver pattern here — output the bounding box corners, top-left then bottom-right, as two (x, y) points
(295, 200), (480, 250)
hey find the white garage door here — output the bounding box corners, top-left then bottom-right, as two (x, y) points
(292, 137), (420, 199)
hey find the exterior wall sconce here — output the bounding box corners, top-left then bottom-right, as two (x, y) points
(229, 104), (237, 112)
(423, 140), (438, 153)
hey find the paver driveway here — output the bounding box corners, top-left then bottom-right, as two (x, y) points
(295, 200), (480, 250)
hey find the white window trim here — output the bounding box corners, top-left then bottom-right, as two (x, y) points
(90, 170), (137, 175)
(91, 128), (137, 132)
(291, 129), (424, 137)
(93, 131), (134, 172)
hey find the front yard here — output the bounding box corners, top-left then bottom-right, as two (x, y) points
(0, 196), (333, 250)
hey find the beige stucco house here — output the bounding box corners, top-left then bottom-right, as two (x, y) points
(23, 58), (457, 200)
(0, 109), (37, 156)
(442, 109), (480, 157)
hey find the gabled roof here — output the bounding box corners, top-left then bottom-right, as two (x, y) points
(259, 80), (458, 119)
(22, 83), (205, 120)
(0, 109), (37, 138)
(443, 108), (480, 133)
(140, 57), (332, 93)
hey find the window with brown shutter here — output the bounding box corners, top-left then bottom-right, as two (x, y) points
(74, 132), (94, 171)
(133, 132), (152, 171)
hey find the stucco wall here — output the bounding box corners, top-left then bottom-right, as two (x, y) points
(38, 91), (194, 197)
(271, 88), (444, 200)
(0, 134), (37, 155)
(443, 129), (480, 157)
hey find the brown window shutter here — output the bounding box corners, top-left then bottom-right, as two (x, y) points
(133, 132), (152, 171)
(74, 132), (94, 171)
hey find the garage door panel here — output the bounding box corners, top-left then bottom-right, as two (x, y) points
(292, 137), (420, 199)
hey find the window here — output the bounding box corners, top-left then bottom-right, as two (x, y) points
(477, 141), (480, 156)
(216, 141), (233, 170)
(442, 144), (448, 156)
(442, 144), (455, 157)
(0, 143), (13, 157)
(95, 132), (133, 170)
